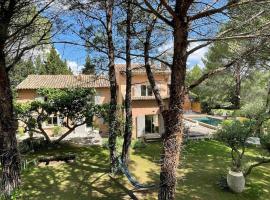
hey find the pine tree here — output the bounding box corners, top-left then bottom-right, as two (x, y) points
(82, 55), (95, 74)
(39, 47), (72, 75)
(9, 59), (35, 89)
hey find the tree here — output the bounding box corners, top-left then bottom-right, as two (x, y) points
(216, 120), (255, 172)
(68, 0), (119, 172)
(82, 54), (95, 74)
(0, 0), (56, 196)
(195, 38), (270, 113)
(9, 59), (36, 90)
(16, 88), (100, 144)
(39, 47), (72, 75)
(121, 0), (134, 166)
(136, 1), (270, 199)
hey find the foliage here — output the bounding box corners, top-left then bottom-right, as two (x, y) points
(38, 47), (72, 75)
(13, 141), (270, 200)
(94, 104), (124, 135)
(52, 126), (62, 137)
(15, 88), (102, 143)
(132, 139), (147, 149)
(9, 59), (35, 90)
(216, 120), (255, 172)
(102, 138), (123, 152)
(212, 109), (234, 117)
(82, 55), (95, 74)
(17, 127), (25, 137)
(260, 133), (270, 152)
(186, 65), (203, 85)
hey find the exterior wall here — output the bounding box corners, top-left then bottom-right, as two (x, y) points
(131, 100), (167, 138)
(95, 88), (110, 104)
(17, 89), (37, 102)
(16, 87), (111, 136)
(191, 101), (201, 113)
(131, 74), (170, 97)
(16, 72), (201, 139)
(94, 88), (110, 134)
(183, 95), (192, 111)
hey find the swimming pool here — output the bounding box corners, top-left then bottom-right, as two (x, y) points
(193, 117), (222, 126)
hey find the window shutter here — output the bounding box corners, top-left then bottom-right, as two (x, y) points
(159, 114), (165, 134)
(134, 85), (141, 97)
(137, 115), (145, 137)
(95, 95), (101, 104)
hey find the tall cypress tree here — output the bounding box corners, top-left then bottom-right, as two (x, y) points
(39, 47), (72, 75)
(9, 59), (35, 89)
(82, 55), (95, 74)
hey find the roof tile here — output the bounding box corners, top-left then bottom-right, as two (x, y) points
(16, 75), (110, 89)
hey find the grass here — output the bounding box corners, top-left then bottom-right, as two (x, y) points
(14, 140), (270, 200)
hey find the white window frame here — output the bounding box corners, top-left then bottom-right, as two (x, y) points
(46, 115), (59, 127)
(140, 85), (153, 97)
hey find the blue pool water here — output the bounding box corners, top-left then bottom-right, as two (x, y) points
(193, 117), (222, 126)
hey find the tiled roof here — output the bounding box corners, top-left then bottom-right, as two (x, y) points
(131, 95), (169, 100)
(16, 75), (110, 90)
(115, 64), (170, 74)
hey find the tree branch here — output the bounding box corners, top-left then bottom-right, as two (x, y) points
(189, 0), (266, 21)
(143, 0), (173, 26)
(244, 157), (270, 177)
(188, 45), (259, 90)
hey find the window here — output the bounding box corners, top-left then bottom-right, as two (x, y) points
(47, 116), (58, 126)
(141, 85), (153, 96)
(145, 115), (159, 134)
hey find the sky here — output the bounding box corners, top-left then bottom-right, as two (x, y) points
(54, 39), (209, 74)
(38, 0), (230, 74)
(47, 2), (217, 74)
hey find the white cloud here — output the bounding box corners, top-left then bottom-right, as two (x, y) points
(187, 42), (209, 68)
(67, 60), (83, 75)
(22, 44), (51, 61)
(158, 41), (209, 68)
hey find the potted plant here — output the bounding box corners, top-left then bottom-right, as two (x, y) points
(216, 120), (254, 193)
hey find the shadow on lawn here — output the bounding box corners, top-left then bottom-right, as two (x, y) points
(175, 140), (270, 200)
(19, 140), (270, 200)
(19, 144), (140, 200)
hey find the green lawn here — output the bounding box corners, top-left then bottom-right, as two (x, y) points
(15, 140), (270, 200)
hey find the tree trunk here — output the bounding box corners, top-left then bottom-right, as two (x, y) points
(144, 29), (165, 112)
(158, 14), (188, 200)
(0, 49), (21, 196)
(37, 121), (51, 143)
(121, 0), (133, 166)
(106, 0), (118, 173)
(231, 63), (241, 109)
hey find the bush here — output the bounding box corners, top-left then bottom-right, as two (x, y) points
(132, 139), (146, 149)
(216, 120), (255, 172)
(17, 127), (25, 137)
(102, 138), (123, 152)
(52, 126), (62, 137)
(261, 133), (270, 152)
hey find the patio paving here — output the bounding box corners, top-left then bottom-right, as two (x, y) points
(184, 120), (216, 139)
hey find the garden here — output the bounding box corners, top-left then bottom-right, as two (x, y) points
(11, 139), (270, 200)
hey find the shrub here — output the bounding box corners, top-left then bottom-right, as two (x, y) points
(216, 120), (255, 172)
(52, 126), (62, 137)
(17, 127), (25, 137)
(132, 139), (146, 149)
(261, 133), (270, 152)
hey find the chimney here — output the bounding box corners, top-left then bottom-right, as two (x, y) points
(75, 74), (82, 81)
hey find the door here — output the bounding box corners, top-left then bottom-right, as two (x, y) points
(145, 115), (159, 134)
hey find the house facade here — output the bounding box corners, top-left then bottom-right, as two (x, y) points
(16, 64), (201, 138)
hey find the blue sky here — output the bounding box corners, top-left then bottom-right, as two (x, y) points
(46, 0), (230, 74)
(54, 38), (209, 74)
